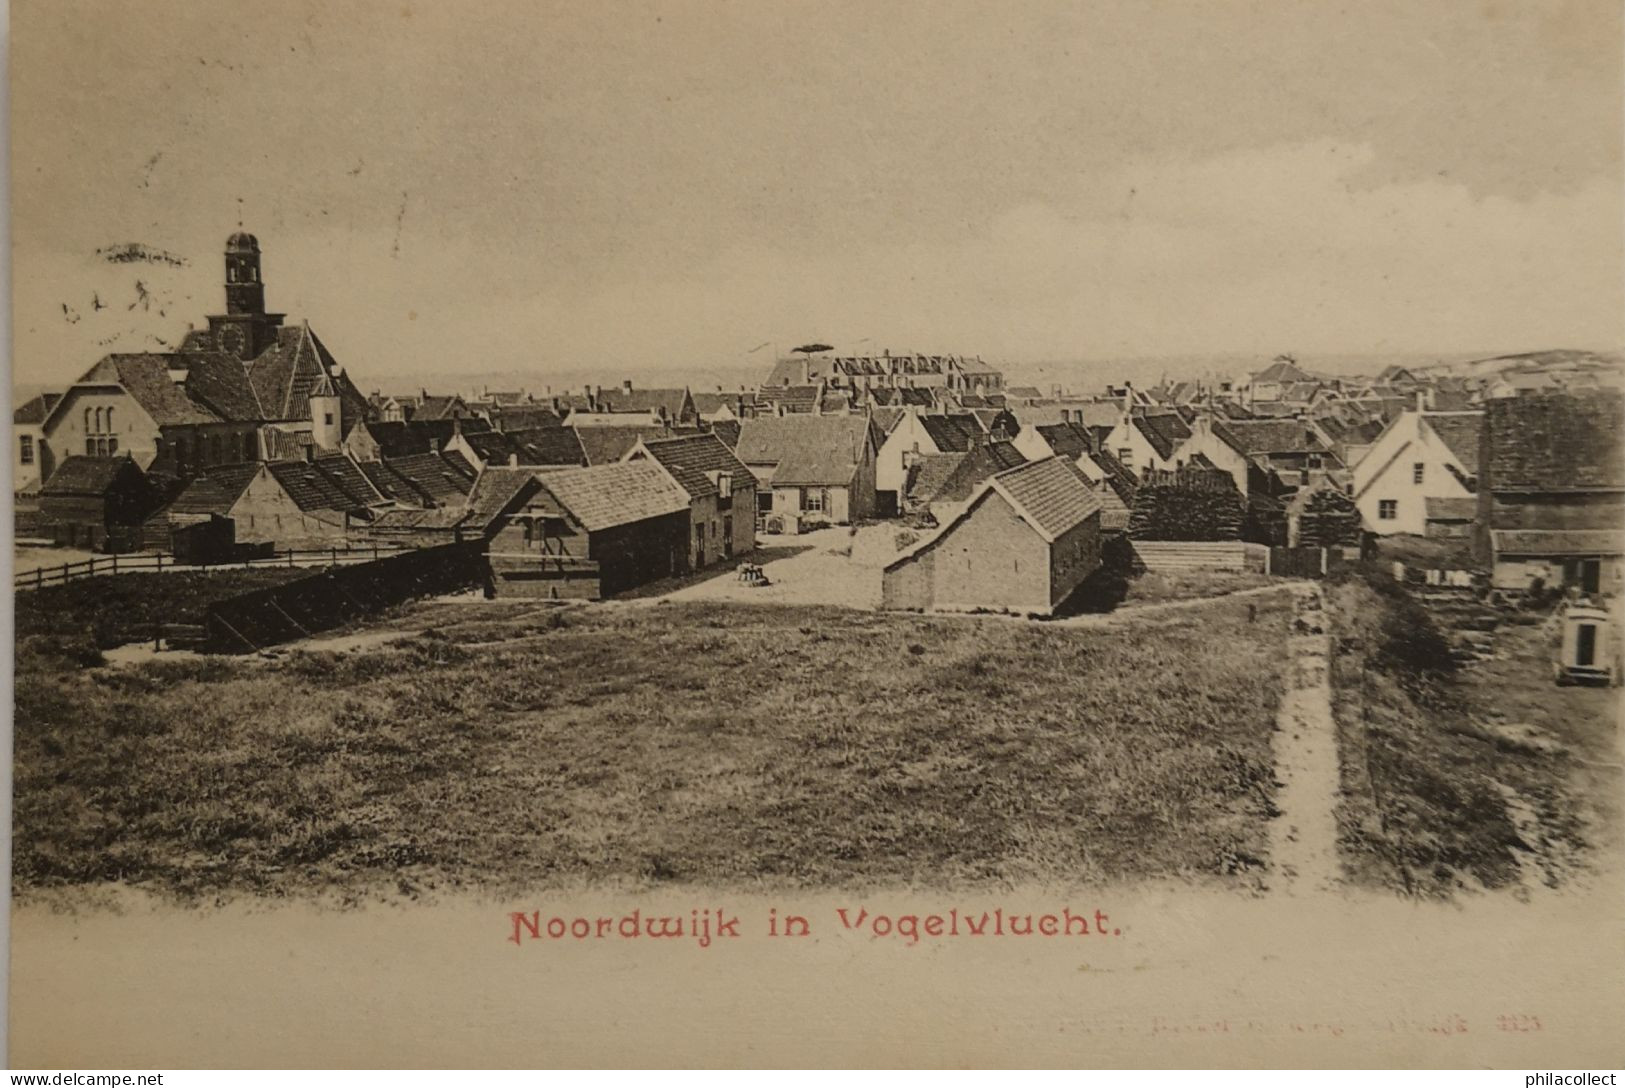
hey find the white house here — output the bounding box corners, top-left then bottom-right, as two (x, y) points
(875, 409), (981, 515)
(1351, 409), (1482, 535)
(1101, 409), (1193, 474)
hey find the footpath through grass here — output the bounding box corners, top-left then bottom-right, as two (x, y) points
(14, 593), (1294, 901)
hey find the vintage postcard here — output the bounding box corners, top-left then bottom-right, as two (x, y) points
(7, 0), (1623, 1070)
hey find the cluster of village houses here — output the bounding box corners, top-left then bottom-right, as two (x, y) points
(13, 233), (1625, 614)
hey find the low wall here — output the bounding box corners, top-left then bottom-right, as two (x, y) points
(1131, 540), (1268, 573)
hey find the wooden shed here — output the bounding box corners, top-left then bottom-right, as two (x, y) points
(37, 455), (158, 552)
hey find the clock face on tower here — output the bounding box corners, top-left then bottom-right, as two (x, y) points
(218, 323), (248, 358)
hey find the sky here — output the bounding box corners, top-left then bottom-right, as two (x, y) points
(11, 0), (1624, 393)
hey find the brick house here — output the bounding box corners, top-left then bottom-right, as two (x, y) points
(882, 456), (1102, 615)
(1477, 392), (1625, 594)
(624, 433), (757, 568)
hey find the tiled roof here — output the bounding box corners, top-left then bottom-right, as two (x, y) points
(1132, 412), (1193, 461)
(1485, 392), (1624, 491)
(1425, 497), (1478, 522)
(13, 392), (61, 425)
(79, 354), (219, 425)
(413, 394), (469, 421)
(489, 406), (563, 431)
(267, 456), (382, 514)
(630, 433), (756, 500)
(1213, 419), (1328, 456)
(1491, 529), (1625, 557)
(168, 462), (264, 515)
(533, 461), (690, 531)
(1421, 413), (1483, 475)
(355, 418), (492, 458)
(463, 467), (546, 527)
(507, 426), (588, 466)
(575, 424), (687, 466)
(756, 384), (822, 413)
(1034, 422), (1092, 460)
(709, 419), (741, 448)
(904, 454), (966, 506)
(908, 441), (1027, 506)
(41, 455), (140, 496)
(594, 387), (691, 417)
(182, 354), (266, 421)
(735, 415), (876, 487)
(387, 453), (477, 503)
(919, 414), (979, 453)
(1252, 359), (1315, 384)
(1005, 386), (1044, 401)
(989, 456), (1102, 542)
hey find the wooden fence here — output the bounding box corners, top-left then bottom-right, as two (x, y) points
(1130, 540), (1269, 573)
(206, 540), (488, 652)
(14, 543), (414, 593)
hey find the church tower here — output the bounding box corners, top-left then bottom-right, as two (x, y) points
(224, 231), (265, 315)
(207, 231), (285, 360)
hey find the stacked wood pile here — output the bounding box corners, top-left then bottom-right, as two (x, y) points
(1128, 467), (1245, 541)
(1294, 486), (1362, 547)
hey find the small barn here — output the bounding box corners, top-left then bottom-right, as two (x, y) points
(481, 461), (691, 599)
(38, 455), (158, 552)
(881, 456), (1102, 616)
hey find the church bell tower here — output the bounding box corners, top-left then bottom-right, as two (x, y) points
(224, 231), (265, 315)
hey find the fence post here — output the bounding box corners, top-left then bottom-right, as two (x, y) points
(288, 550), (295, 569)
(331, 547), (338, 566)
(112, 553), (119, 575)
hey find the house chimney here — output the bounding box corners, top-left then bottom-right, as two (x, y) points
(800, 357), (810, 384)
(1414, 390), (1426, 413)
(622, 379), (633, 394)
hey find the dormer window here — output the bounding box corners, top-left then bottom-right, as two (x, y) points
(717, 472), (733, 499)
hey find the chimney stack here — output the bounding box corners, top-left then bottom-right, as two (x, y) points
(622, 379), (633, 394)
(1414, 390), (1426, 413)
(800, 357), (811, 384)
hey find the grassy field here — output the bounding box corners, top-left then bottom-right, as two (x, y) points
(13, 591), (1295, 901)
(1326, 568), (1618, 897)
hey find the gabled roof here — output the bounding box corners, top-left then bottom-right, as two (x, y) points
(755, 384), (822, 413)
(413, 394), (470, 421)
(919, 413), (980, 453)
(575, 424), (696, 466)
(69, 354), (219, 426)
(13, 392), (61, 425)
(987, 456), (1102, 542)
(266, 455), (384, 514)
(387, 452), (477, 503)
(594, 386), (691, 417)
(735, 415), (877, 487)
(41, 455), (142, 496)
(1251, 359), (1314, 384)
(1132, 412), (1193, 460)
(489, 405), (564, 431)
(907, 441), (1027, 506)
(1212, 419), (1329, 456)
(1485, 392), (1624, 491)
(353, 417), (493, 459)
(709, 419), (741, 448)
(1034, 421), (1092, 460)
(507, 426), (588, 467)
(167, 462), (265, 515)
(628, 433), (757, 500)
(531, 461), (691, 531)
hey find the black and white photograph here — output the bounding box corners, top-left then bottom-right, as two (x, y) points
(6, 0), (1623, 1071)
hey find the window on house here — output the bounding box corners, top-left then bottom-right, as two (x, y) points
(805, 488), (825, 513)
(1413, 463), (1425, 485)
(108, 436), (118, 455)
(1118, 448), (1133, 467)
(1378, 499), (1397, 520)
(86, 438), (97, 456)
(717, 473), (733, 499)
(324, 413), (335, 426)
(20, 435), (33, 464)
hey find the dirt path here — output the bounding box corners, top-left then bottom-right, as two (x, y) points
(1268, 583), (1342, 893)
